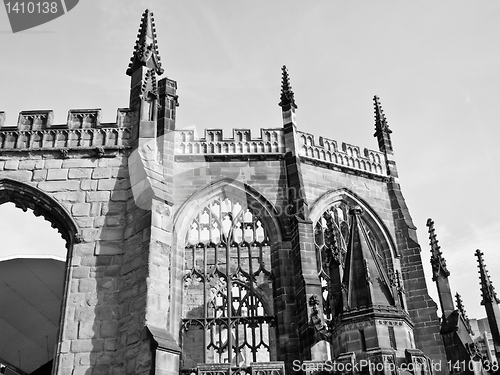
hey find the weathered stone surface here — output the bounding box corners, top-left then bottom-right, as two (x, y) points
(38, 180), (80, 191)
(69, 168), (93, 179)
(71, 203), (91, 216)
(47, 169), (69, 180)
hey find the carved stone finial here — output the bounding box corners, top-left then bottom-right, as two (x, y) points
(373, 95), (392, 136)
(278, 65), (297, 109)
(475, 249), (500, 305)
(126, 9), (164, 76)
(427, 218), (450, 281)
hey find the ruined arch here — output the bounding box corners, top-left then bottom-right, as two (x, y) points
(309, 187), (398, 259)
(0, 178), (79, 373)
(0, 178), (80, 248)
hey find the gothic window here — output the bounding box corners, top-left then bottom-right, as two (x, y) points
(314, 202), (389, 319)
(181, 196), (275, 370)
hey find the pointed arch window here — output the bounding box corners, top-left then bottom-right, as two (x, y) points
(314, 202), (389, 319)
(181, 196), (275, 370)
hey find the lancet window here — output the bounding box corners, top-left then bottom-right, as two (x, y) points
(181, 196), (275, 370)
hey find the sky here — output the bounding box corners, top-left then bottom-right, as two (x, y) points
(0, 1), (499, 320)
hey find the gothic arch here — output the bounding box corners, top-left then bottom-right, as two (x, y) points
(173, 178), (284, 244)
(170, 178), (283, 366)
(0, 178), (80, 249)
(309, 187), (398, 259)
(0, 178), (79, 373)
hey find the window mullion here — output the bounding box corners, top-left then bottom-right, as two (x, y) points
(226, 239), (232, 365)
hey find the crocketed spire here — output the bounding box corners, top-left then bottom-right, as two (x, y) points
(126, 9), (164, 76)
(455, 292), (472, 333)
(476, 249), (500, 305)
(373, 95), (395, 159)
(427, 218), (450, 281)
(279, 65), (297, 109)
(373, 95), (391, 135)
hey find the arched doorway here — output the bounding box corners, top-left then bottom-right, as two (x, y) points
(0, 179), (78, 374)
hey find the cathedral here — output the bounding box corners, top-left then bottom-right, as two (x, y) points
(0, 9), (499, 375)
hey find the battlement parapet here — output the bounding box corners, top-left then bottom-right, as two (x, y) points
(0, 108), (134, 151)
(175, 128), (285, 155)
(298, 131), (386, 176)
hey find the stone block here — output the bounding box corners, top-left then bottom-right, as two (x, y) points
(95, 241), (123, 255)
(45, 159), (63, 169)
(47, 168), (69, 180)
(38, 180), (80, 192)
(78, 278), (97, 293)
(86, 191), (111, 202)
(4, 160), (19, 170)
(78, 321), (99, 339)
(111, 190), (129, 201)
(102, 202), (126, 215)
(100, 321), (119, 338)
(72, 267), (90, 279)
(69, 168), (93, 179)
(75, 217), (94, 228)
(98, 178), (130, 191)
(151, 226), (172, 244)
(34, 160), (44, 169)
(104, 338), (118, 351)
(112, 167), (129, 179)
(0, 170), (33, 182)
(71, 339), (104, 353)
(33, 169), (47, 181)
(18, 160), (37, 170)
(100, 228), (123, 241)
(97, 179), (117, 191)
(92, 168), (112, 179)
(81, 180), (98, 191)
(94, 216), (105, 227)
(59, 353), (74, 368)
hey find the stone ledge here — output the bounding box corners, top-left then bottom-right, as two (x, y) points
(145, 326), (181, 354)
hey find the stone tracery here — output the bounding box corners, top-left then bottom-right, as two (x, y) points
(181, 195), (275, 370)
